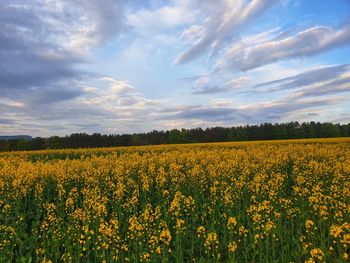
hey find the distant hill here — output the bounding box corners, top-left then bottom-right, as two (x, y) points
(0, 135), (33, 141)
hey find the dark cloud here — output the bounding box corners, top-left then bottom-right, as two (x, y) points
(0, 2), (80, 104)
(0, 118), (16, 125)
(0, 1), (132, 136)
(0, 0), (124, 107)
(28, 86), (85, 105)
(177, 74), (211, 82)
(307, 113), (319, 117)
(191, 86), (232, 95)
(161, 105), (202, 113)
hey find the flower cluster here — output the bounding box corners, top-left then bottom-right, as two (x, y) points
(0, 139), (349, 262)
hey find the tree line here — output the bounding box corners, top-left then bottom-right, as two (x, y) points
(1, 121), (350, 151)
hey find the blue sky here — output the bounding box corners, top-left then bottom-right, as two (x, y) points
(0, 0), (350, 136)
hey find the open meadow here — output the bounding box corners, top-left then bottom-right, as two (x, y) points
(1, 138), (350, 262)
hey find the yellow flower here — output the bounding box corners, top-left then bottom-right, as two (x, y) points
(342, 233), (350, 245)
(175, 219), (185, 233)
(227, 217), (238, 230)
(197, 226), (206, 237)
(228, 241), (237, 253)
(330, 225), (343, 238)
(305, 220), (314, 230)
(238, 226), (248, 236)
(264, 220), (274, 233)
(204, 232), (219, 251)
(159, 228), (172, 245)
(163, 190), (169, 197)
(310, 248), (324, 261)
(141, 252), (151, 262)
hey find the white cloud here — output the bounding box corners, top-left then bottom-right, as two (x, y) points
(191, 76), (251, 95)
(64, 0), (124, 53)
(174, 0), (279, 64)
(295, 72), (350, 98)
(98, 77), (136, 94)
(180, 25), (205, 43)
(127, 1), (194, 35)
(2, 0), (349, 136)
(216, 25), (350, 71)
(253, 63), (350, 98)
(164, 95), (340, 124)
(81, 77), (160, 109)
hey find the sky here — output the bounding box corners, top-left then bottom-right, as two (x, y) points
(1, 0), (350, 137)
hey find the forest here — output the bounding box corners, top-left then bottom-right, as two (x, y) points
(1, 121), (350, 151)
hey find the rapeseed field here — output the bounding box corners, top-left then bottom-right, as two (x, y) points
(0, 138), (349, 262)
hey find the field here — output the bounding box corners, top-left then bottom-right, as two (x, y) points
(0, 138), (350, 262)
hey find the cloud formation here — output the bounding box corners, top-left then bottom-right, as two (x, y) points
(216, 25), (350, 71)
(0, 0), (134, 136)
(191, 76), (250, 95)
(66, 0), (124, 51)
(165, 95), (339, 124)
(127, 1), (192, 35)
(253, 63), (350, 98)
(0, 75), (165, 136)
(175, 0), (279, 64)
(1, 0), (350, 136)
(254, 64), (350, 91)
(0, 0), (125, 107)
